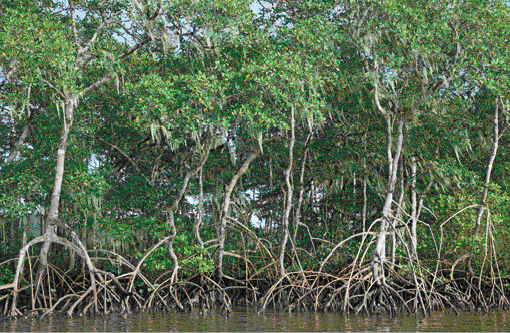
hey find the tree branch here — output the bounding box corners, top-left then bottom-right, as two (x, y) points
(94, 136), (151, 185)
(69, 0), (81, 50)
(39, 77), (65, 99)
(120, 36), (151, 59)
(78, 72), (112, 98)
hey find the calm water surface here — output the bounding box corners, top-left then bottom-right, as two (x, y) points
(2, 308), (510, 331)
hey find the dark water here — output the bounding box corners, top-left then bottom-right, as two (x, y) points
(2, 308), (510, 332)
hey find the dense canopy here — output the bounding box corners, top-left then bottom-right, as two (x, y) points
(1, 0), (510, 317)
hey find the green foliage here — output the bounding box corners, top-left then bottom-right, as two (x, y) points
(0, 264), (15, 286)
(181, 248), (215, 274)
(1, 0), (510, 291)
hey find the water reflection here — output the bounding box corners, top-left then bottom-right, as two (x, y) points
(1, 307), (510, 331)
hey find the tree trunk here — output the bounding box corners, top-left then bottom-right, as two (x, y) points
(195, 167), (205, 249)
(410, 154), (418, 261)
(264, 158), (273, 234)
(391, 158), (406, 270)
(474, 97), (500, 238)
(278, 106), (295, 278)
(362, 133), (368, 232)
(34, 97), (77, 300)
(291, 129), (311, 246)
(371, 115), (405, 286)
(165, 210), (179, 282)
(217, 147), (261, 277)
(6, 110), (33, 164)
(166, 133), (212, 279)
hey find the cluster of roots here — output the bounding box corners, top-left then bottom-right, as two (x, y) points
(259, 261), (510, 316)
(1, 254), (509, 319)
(0, 269), (262, 318)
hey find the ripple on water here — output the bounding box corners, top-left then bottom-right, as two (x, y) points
(1, 308), (510, 331)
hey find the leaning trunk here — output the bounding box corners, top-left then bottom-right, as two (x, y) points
(391, 158), (406, 271)
(371, 116), (405, 286)
(34, 97), (77, 299)
(217, 148), (261, 277)
(278, 106), (295, 278)
(291, 130), (311, 245)
(166, 135), (212, 280)
(410, 154), (418, 261)
(474, 97), (500, 238)
(362, 133), (368, 232)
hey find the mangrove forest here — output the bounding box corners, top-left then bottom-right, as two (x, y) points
(1, 0), (510, 318)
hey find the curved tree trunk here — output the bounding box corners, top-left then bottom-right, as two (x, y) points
(30, 73), (112, 309)
(410, 154), (419, 261)
(292, 129), (312, 245)
(474, 96), (500, 238)
(371, 112), (405, 286)
(217, 147), (261, 277)
(34, 97), (77, 302)
(362, 132), (368, 232)
(391, 157), (406, 271)
(6, 104), (33, 164)
(193, 131), (215, 250)
(195, 167), (205, 249)
(165, 133), (213, 280)
(278, 105), (295, 278)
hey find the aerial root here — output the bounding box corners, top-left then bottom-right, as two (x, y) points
(257, 263), (510, 316)
(2, 249), (510, 317)
(144, 272), (262, 314)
